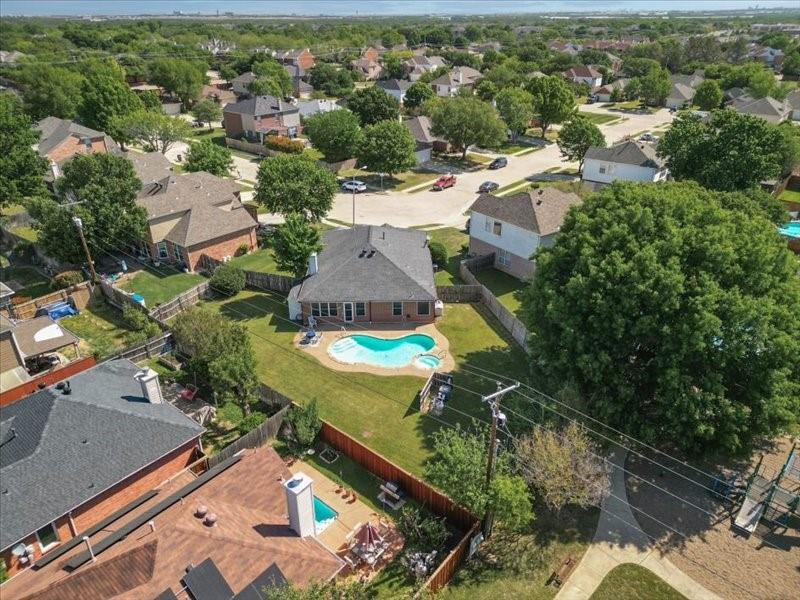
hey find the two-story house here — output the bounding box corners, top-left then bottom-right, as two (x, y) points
(350, 58), (383, 81)
(35, 117), (120, 181)
(276, 48), (316, 71)
(468, 188), (582, 280)
(582, 140), (669, 186)
(230, 71), (258, 97)
(563, 65), (603, 89)
(223, 94), (301, 140)
(377, 79), (413, 104)
(404, 55), (447, 81)
(431, 66), (482, 97)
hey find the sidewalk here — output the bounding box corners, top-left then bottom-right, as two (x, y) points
(556, 447), (721, 600)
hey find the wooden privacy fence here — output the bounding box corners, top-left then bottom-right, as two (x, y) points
(100, 279), (148, 314)
(148, 281), (213, 322)
(421, 521), (482, 594)
(436, 285), (482, 303)
(113, 331), (174, 362)
(7, 280), (95, 321)
(207, 402), (292, 469)
(200, 254), (299, 295)
(320, 421), (478, 531)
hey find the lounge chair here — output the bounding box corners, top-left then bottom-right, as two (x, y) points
(180, 384), (199, 402)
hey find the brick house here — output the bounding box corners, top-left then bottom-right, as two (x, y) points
(223, 95), (301, 141)
(350, 58), (383, 81)
(288, 225), (439, 325)
(430, 66), (482, 97)
(276, 48), (315, 71)
(562, 65), (603, 88)
(128, 152), (258, 272)
(35, 117), (120, 181)
(0, 359), (204, 579)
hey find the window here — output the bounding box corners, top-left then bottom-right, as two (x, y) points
(599, 166), (606, 174)
(484, 219), (492, 233)
(320, 303), (329, 317)
(36, 523), (59, 552)
(311, 303), (320, 317)
(312, 302), (338, 317)
(498, 249), (511, 267)
(417, 301), (430, 316)
(392, 302), (403, 316)
(173, 245), (184, 262)
(355, 302), (366, 317)
(328, 303), (338, 317)
(492, 221), (502, 236)
(157, 241), (168, 259)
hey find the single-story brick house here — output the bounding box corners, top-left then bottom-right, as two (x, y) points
(0, 359), (204, 579)
(289, 225), (439, 325)
(35, 117), (120, 180)
(223, 94), (301, 141)
(128, 152), (258, 271)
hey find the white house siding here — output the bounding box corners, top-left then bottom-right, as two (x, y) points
(582, 158), (667, 184)
(414, 147), (432, 164)
(469, 211), (540, 279)
(666, 96), (689, 109)
(436, 84), (454, 97)
(572, 76), (602, 88)
(382, 89), (406, 104)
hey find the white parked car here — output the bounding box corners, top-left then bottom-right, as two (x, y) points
(341, 180), (367, 193)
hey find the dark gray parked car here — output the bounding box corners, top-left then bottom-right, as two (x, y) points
(478, 181), (499, 193)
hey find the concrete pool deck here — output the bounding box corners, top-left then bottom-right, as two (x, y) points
(295, 322), (456, 377)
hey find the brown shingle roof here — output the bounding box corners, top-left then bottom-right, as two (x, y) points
(0, 314), (78, 358)
(469, 188), (582, 236)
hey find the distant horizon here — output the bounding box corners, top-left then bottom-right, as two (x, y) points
(3, 0), (800, 18)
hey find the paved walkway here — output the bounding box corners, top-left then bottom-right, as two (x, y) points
(556, 447), (722, 600)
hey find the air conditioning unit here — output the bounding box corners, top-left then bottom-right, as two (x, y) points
(222, 255), (232, 263)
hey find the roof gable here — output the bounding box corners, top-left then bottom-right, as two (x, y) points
(470, 188), (582, 235)
(584, 140), (664, 169)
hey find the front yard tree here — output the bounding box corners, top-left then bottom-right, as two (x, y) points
(303, 109), (362, 163)
(638, 66), (671, 106)
(309, 63), (354, 97)
(148, 58), (206, 107)
(191, 99), (223, 129)
(429, 96), (507, 159)
(79, 62), (144, 139)
(692, 79), (723, 111)
(0, 93), (48, 208)
(526, 75), (576, 138)
(495, 87), (534, 142)
(522, 182), (800, 454)
(272, 212), (323, 278)
(658, 110), (785, 191)
(29, 153), (146, 263)
(111, 110), (191, 154)
(254, 154), (337, 221)
(19, 64), (85, 120)
(184, 139), (233, 177)
(356, 119), (417, 178)
(403, 80), (436, 110)
(557, 115), (605, 173)
(251, 58), (293, 98)
(346, 86), (400, 126)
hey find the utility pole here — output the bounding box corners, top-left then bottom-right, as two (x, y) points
(72, 216), (97, 283)
(482, 380), (520, 539)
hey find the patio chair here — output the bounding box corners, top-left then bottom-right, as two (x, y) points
(180, 384), (200, 402)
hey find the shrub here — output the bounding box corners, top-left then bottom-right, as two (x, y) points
(51, 269), (83, 289)
(218, 401), (245, 425)
(284, 398), (321, 451)
(396, 506), (450, 552)
(235, 243), (250, 257)
(122, 304), (150, 330)
(210, 263), (246, 296)
(264, 135), (305, 154)
(428, 240), (448, 268)
(238, 411), (267, 435)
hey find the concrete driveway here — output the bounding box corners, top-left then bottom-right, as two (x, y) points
(328, 107), (674, 228)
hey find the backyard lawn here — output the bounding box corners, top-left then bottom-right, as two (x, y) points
(0, 265), (51, 299)
(120, 270), (205, 307)
(590, 564), (686, 600)
(779, 189), (800, 203)
(229, 247), (291, 275)
(472, 268), (527, 317)
(428, 227), (469, 286)
(61, 299), (141, 359)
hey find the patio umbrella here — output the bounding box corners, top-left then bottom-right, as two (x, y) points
(355, 522), (383, 551)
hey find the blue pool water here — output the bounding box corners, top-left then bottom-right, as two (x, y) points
(314, 495), (338, 533)
(779, 221), (800, 239)
(328, 334), (436, 369)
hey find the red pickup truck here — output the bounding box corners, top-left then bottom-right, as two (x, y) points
(432, 174), (457, 191)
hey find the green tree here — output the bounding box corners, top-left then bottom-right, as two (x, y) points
(522, 182), (800, 454)
(692, 79), (723, 111)
(622, 57), (661, 78)
(303, 109), (362, 163)
(658, 110), (785, 191)
(255, 154), (337, 221)
(382, 52), (406, 79)
(526, 75), (576, 138)
(19, 64), (84, 120)
(782, 51), (800, 78)
(111, 110), (191, 154)
(357, 119), (417, 177)
(284, 398), (322, 451)
(28, 153), (146, 263)
(0, 93), (48, 208)
(346, 85), (400, 126)
(557, 115), (605, 173)
(495, 87), (534, 141)
(475, 79), (499, 102)
(429, 96), (507, 159)
(310, 63), (354, 97)
(148, 58), (206, 107)
(638, 66), (671, 106)
(263, 579), (372, 600)
(251, 58), (293, 97)
(272, 212), (323, 278)
(209, 263), (246, 295)
(747, 67), (780, 99)
(191, 98), (222, 129)
(184, 139), (233, 177)
(404, 80), (435, 110)
(79, 65), (144, 139)
(139, 89), (162, 111)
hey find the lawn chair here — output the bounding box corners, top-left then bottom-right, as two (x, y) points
(180, 384), (200, 402)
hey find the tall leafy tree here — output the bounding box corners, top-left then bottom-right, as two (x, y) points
(429, 96), (507, 159)
(557, 115), (605, 173)
(111, 110), (191, 154)
(356, 119), (417, 177)
(251, 58), (293, 98)
(692, 79), (723, 111)
(309, 63), (354, 97)
(526, 75), (576, 138)
(346, 86), (400, 126)
(184, 139), (233, 177)
(79, 61), (144, 139)
(148, 58), (206, 107)
(658, 110), (785, 191)
(522, 182), (800, 454)
(303, 109), (362, 163)
(272, 212), (323, 278)
(19, 64), (85, 120)
(0, 93), (48, 208)
(403, 80), (435, 110)
(638, 66), (671, 106)
(494, 87), (534, 141)
(254, 154), (337, 221)
(191, 99), (222, 129)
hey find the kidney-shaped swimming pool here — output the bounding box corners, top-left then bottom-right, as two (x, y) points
(328, 333), (440, 369)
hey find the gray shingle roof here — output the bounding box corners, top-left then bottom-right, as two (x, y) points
(294, 225), (437, 303)
(35, 117), (120, 159)
(584, 140), (664, 169)
(377, 79), (413, 92)
(223, 95), (298, 118)
(669, 82), (696, 101)
(730, 95), (789, 118)
(430, 66), (482, 87)
(403, 116), (442, 145)
(126, 151), (173, 185)
(469, 188), (582, 236)
(0, 359), (203, 550)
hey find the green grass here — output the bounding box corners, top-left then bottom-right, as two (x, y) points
(578, 111), (621, 126)
(429, 227), (469, 286)
(8, 225), (39, 242)
(229, 248), (292, 275)
(199, 290), (532, 476)
(779, 189), (800, 203)
(0, 266), (50, 299)
(494, 179), (533, 196)
(303, 147), (325, 161)
(60, 299), (139, 359)
(120, 270), (205, 307)
(189, 127), (227, 142)
(497, 142), (538, 155)
(339, 167), (439, 193)
(1, 203), (27, 217)
(590, 564), (687, 600)
(473, 269), (526, 317)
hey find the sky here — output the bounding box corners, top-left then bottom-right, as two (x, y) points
(2, 0), (798, 17)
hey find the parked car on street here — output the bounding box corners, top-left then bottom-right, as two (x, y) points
(478, 181), (499, 193)
(432, 174), (457, 191)
(488, 157), (508, 170)
(341, 180), (368, 193)
(639, 133), (657, 142)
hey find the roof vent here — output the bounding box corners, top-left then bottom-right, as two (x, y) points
(367, 250), (376, 258)
(203, 513), (218, 527)
(62, 381), (72, 395)
(195, 505), (208, 518)
(358, 249), (367, 258)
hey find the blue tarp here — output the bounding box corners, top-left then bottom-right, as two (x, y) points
(37, 300), (79, 320)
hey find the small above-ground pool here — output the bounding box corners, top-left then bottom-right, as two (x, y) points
(415, 354), (442, 370)
(778, 221), (800, 239)
(329, 333), (437, 369)
(314, 495), (338, 533)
